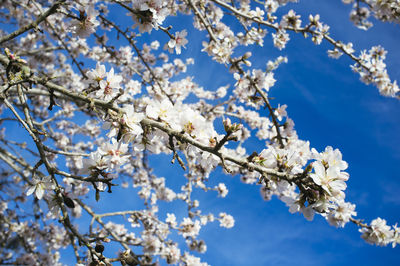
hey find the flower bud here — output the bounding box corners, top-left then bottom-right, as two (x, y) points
(243, 52), (252, 59)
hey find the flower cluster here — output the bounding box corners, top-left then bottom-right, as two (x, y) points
(352, 46), (399, 97)
(343, 0), (400, 29)
(87, 63), (123, 101)
(257, 143), (357, 227)
(0, 0), (399, 265)
(360, 218), (398, 246)
(80, 138), (129, 179)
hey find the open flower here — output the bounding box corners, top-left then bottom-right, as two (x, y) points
(179, 218), (201, 238)
(166, 30), (188, 54)
(70, 5), (99, 38)
(311, 161), (346, 198)
(26, 176), (54, 200)
(360, 218), (394, 246)
(99, 138), (129, 169)
(87, 62), (106, 83)
(97, 68), (122, 101)
(146, 98), (174, 120)
(327, 200), (357, 228)
(80, 151), (108, 175)
(121, 105), (145, 141)
(219, 213), (235, 228)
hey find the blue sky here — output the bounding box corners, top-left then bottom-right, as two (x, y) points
(2, 1), (400, 265)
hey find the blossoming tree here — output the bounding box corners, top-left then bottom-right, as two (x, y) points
(0, 0), (399, 265)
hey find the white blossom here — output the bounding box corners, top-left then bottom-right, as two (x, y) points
(219, 212), (235, 228)
(166, 30), (188, 54)
(70, 5), (99, 37)
(26, 176), (54, 200)
(360, 218), (394, 246)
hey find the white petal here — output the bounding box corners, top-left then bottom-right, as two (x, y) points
(35, 185), (45, 200)
(26, 185), (36, 196)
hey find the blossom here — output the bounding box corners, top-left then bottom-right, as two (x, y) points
(183, 252), (209, 266)
(167, 30), (188, 54)
(257, 145), (305, 175)
(281, 10), (302, 29)
(392, 224), (400, 248)
(166, 213), (177, 227)
(310, 161), (347, 197)
(120, 105), (145, 142)
(326, 200), (357, 227)
(249, 7), (265, 19)
(164, 244), (180, 264)
(130, 0), (169, 33)
(179, 218), (201, 238)
(97, 68), (122, 101)
(301, 206), (316, 221)
(312, 146), (349, 181)
(70, 5), (99, 38)
(98, 138), (129, 169)
(360, 218), (394, 246)
(328, 48), (343, 59)
(216, 183), (228, 197)
(80, 151), (107, 175)
(353, 45), (399, 98)
(274, 104), (287, 121)
(219, 212), (235, 228)
(252, 69), (275, 91)
(87, 62), (106, 83)
(145, 98), (174, 120)
(0, 202), (7, 214)
(272, 30), (290, 50)
(88, 64), (123, 101)
(142, 234), (162, 254)
(26, 176), (54, 200)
